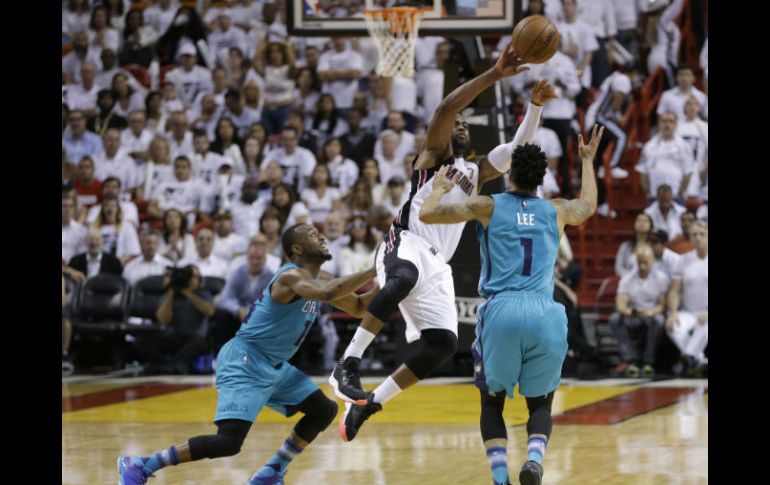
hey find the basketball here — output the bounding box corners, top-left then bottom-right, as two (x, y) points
(511, 15), (560, 64)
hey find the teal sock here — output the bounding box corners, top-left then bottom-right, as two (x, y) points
(143, 446), (180, 473)
(486, 446), (509, 484)
(256, 437), (303, 476)
(527, 435), (548, 464)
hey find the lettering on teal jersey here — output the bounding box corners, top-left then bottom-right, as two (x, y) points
(516, 212), (535, 226)
(301, 300), (318, 315)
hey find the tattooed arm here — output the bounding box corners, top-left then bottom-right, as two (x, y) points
(549, 125), (604, 235)
(419, 165), (495, 226)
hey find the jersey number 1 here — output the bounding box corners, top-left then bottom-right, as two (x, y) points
(520, 238), (533, 276)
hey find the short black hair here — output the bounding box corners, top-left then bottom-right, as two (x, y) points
(510, 144), (547, 192)
(224, 89), (241, 102)
(676, 63), (695, 75)
(282, 223), (307, 258)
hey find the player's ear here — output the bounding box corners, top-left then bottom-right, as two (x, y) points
(291, 243), (303, 257)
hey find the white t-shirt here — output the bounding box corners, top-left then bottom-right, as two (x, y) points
(98, 223), (141, 260)
(62, 83), (99, 112)
(165, 66), (214, 108)
(93, 148), (141, 190)
(121, 129), (155, 157)
(207, 26), (248, 66)
(629, 247), (681, 280)
(656, 87), (708, 121)
(142, 2), (178, 35)
(327, 156), (359, 194)
(140, 162), (174, 201)
(301, 187), (342, 224)
(263, 65), (296, 106)
(532, 126), (564, 160)
(159, 233), (196, 264)
(635, 135), (696, 197)
(578, 0), (617, 38)
(618, 268), (670, 311)
(166, 131), (196, 162)
(62, 220), (88, 263)
(390, 76), (418, 115)
(229, 198), (263, 238)
(179, 254), (229, 279)
(212, 232), (249, 263)
(374, 130), (416, 166)
(614, 0), (640, 30)
(317, 47), (365, 109)
(87, 201), (140, 228)
(375, 154), (407, 186)
(415, 37), (446, 70)
(153, 178), (204, 213)
(536, 169), (561, 199)
(200, 174), (246, 214)
(338, 244), (377, 276)
(511, 51), (581, 120)
(123, 254), (174, 285)
(673, 250), (708, 313)
(62, 51), (102, 84)
(556, 19), (599, 88)
(261, 147), (317, 193)
(644, 201), (686, 239)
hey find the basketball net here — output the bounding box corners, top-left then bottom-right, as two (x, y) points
(364, 7), (423, 78)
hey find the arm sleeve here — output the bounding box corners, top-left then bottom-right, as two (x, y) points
(486, 103), (544, 172)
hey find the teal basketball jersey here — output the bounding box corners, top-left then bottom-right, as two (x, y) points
(236, 263), (319, 363)
(477, 192), (560, 298)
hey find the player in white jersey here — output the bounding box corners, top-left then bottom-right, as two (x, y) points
(329, 44), (558, 442)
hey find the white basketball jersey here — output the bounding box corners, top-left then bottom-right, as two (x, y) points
(394, 156), (479, 262)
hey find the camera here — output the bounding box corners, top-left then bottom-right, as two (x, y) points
(166, 266), (194, 290)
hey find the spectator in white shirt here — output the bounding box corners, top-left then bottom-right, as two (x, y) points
(382, 176), (407, 219)
(111, 72), (148, 119)
(121, 110), (154, 162)
(376, 130), (407, 187)
(261, 126), (317, 193)
(62, 195), (88, 263)
(142, 0), (179, 37)
(148, 155), (204, 219)
(62, 32), (102, 85)
(309, 94), (350, 149)
(91, 197), (141, 265)
(63, 0), (92, 37)
(207, 9), (248, 67)
(180, 227), (229, 279)
(666, 220), (708, 376)
(123, 230), (175, 285)
(93, 128), (140, 193)
(635, 112), (695, 201)
(165, 42), (214, 108)
(88, 5), (121, 59)
(86, 176), (140, 227)
(211, 212), (249, 264)
(644, 184), (686, 239)
(323, 137), (359, 195)
(210, 117), (247, 175)
(374, 111), (416, 162)
(159, 208), (197, 263)
(657, 64), (708, 121)
(301, 164), (343, 224)
(166, 111), (196, 162)
(676, 95), (708, 199)
(339, 215), (378, 276)
(223, 89), (262, 140)
(558, 0), (599, 96)
(62, 61), (100, 118)
(317, 37), (365, 110)
(578, 0), (616, 87)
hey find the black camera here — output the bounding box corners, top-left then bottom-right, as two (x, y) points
(166, 265), (194, 290)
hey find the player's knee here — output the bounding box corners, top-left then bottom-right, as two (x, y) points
(525, 391), (555, 414)
(480, 390), (506, 409)
(422, 329), (458, 360)
(317, 397), (338, 429)
(368, 262), (419, 321)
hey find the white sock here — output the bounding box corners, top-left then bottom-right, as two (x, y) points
(343, 327), (377, 359)
(372, 376), (402, 404)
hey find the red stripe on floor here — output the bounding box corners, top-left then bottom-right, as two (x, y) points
(554, 387), (703, 425)
(63, 383), (207, 413)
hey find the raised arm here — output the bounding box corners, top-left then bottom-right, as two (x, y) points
(272, 266), (376, 303)
(415, 43), (528, 170)
(549, 125), (604, 233)
(419, 165), (494, 226)
(478, 79), (558, 184)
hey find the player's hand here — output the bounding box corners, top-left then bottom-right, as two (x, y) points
(494, 42), (529, 78)
(531, 79), (558, 106)
(665, 313), (678, 332)
(697, 310), (708, 325)
(578, 124), (604, 161)
(432, 165), (460, 193)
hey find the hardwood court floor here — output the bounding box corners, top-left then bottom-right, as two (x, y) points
(62, 376), (707, 485)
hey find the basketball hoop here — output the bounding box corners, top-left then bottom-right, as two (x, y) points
(364, 7), (423, 78)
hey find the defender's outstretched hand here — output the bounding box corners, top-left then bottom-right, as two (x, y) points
(432, 165), (460, 193)
(578, 124), (605, 161)
(494, 42), (529, 78)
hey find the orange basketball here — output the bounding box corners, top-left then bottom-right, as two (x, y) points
(511, 15), (560, 64)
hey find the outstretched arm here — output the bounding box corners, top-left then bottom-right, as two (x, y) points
(478, 79), (558, 185)
(328, 281), (381, 319)
(272, 266), (376, 303)
(419, 165), (495, 226)
(415, 43), (528, 170)
(550, 125), (604, 232)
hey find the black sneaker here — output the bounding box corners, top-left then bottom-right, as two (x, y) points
(328, 356), (369, 404)
(339, 393), (382, 442)
(518, 460), (543, 485)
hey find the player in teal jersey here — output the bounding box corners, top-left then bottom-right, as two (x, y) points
(118, 223), (378, 485)
(419, 126), (604, 485)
